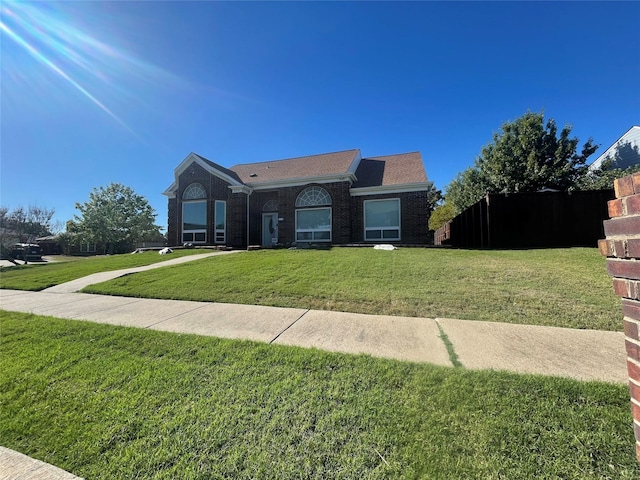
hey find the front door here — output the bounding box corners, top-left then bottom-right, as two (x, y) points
(262, 213), (278, 247)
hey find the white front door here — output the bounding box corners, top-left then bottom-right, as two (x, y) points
(262, 213), (278, 247)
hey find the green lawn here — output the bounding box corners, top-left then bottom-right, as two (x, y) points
(83, 247), (621, 330)
(0, 249), (208, 291)
(1, 311), (637, 480)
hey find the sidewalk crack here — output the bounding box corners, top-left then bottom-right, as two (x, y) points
(270, 310), (310, 344)
(144, 303), (211, 329)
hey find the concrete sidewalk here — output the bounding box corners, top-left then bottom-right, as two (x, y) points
(0, 288), (626, 384)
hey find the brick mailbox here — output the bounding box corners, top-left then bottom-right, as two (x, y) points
(600, 172), (640, 461)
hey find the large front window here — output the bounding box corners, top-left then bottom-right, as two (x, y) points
(364, 198), (400, 241)
(295, 186), (332, 242)
(182, 183), (207, 243)
(296, 208), (331, 241)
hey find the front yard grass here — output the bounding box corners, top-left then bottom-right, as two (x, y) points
(0, 249), (208, 291)
(1, 311), (637, 479)
(83, 247), (621, 330)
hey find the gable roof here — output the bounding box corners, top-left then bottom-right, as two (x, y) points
(164, 148), (431, 197)
(229, 149), (361, 186)
(194, 154), (243, 183)
(163, 152), (245, 198)
(589, 126), (640, 171)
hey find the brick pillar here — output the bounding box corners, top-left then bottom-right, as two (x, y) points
(600, 172), (640, 461)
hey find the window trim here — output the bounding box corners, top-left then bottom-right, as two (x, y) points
(295, 207), (332, 242)
(182, 199), (207, 244)
(364, 198), (401, 242)
(214, 200), (226, 244)
(183, 183), (206, 200)
(295, 186), (331, 207)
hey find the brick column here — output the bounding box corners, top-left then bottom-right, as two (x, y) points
(600, 172), (640, 461)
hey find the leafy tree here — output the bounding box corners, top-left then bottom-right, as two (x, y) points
(445, 167), (489, 214)
(0, 205), (56, 241)
(445, 111), (598, 212)
(428, 202), (456, 231)
(426, 183), (443, 208)
(576, 141), (640, 190)
(575, 160), (640, 191)
(74, 183), (162, 254)
(0, 204), (57, 264)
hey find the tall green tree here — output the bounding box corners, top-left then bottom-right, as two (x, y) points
(0, 204), (58, 264)
(428, 202), (456, 231)
(445, 167), (489, 214)
(74, 183), (162, 254)
(445, 112), (598, 212)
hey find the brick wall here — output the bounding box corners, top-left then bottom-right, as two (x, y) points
(599, 172), (640, 461)
(350, 191), (430, 244)
(167, 198), (178, 246)
(167, 161), (237, 247)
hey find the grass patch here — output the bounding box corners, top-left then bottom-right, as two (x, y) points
(0, 250), (208, 291)
(436, 321), (463, 368)
(1, 311), (637, 479)
(83, 247), (621, 330)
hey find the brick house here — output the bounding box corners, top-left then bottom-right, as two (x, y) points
(163, 149), (433, 248)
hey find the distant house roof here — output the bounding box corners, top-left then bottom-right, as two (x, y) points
(164, 149), (431, 197)
(589, 126), (640, 171)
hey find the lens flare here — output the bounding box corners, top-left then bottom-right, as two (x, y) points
(0, 1), (181, 135)
(0, 17), (133, 133)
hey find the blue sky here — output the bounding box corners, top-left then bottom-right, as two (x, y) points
(2, 1), (639, 231)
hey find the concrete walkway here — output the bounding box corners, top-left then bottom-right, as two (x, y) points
(0, 447), (83, 480)
(41, 251), (238, 293)
(0, 250), (629, 479)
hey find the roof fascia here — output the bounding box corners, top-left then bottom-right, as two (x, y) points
(229, 185), (253, 194)
(350, 181), (434, 196)
(162, 182), (177, 198)
(346, 149), (363, 176)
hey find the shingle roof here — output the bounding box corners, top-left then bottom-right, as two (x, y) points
(352, 152), (428, 188)
(229, 149), (361, 184)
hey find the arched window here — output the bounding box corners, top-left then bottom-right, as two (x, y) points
(295, 186), (332, 242)
(182, 183), (207, 243)
(295, 186), (331, 207)
(262, 199), (279, 212)
(183, 183), (206, 200)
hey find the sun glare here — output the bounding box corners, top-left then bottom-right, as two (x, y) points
(0, 1), (181, 135)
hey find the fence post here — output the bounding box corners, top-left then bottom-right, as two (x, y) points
(600, 173), (640, 461)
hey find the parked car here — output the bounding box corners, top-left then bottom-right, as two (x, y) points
(10, 243), (44, 261)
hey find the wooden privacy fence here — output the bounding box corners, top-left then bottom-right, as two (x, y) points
(435, 190), (615, 249)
